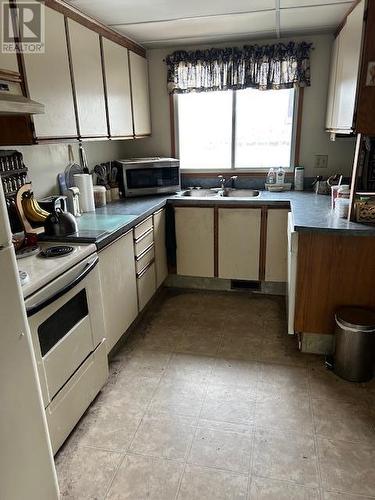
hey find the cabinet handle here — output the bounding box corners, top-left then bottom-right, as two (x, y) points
(136, 259), (155, 279)
(135, 242), (154, 261)
(134, 227), (153, 243)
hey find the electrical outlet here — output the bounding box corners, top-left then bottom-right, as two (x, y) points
(315, 155), (328, 168)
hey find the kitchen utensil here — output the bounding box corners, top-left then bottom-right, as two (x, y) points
(110, 166), (118, 186)
(66, 187), (81, 217)
(38, 195), (67, 213)
(58, 172), (69, 196)
(79, 143), (89, 174)
(94, 164), (108, 186)
(44, 207), (78, 236)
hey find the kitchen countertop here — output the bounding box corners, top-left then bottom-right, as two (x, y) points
(39, 191), (375, 250)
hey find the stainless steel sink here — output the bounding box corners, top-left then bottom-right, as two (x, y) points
(178, 188), (218, 197)
(220, 188), (260, 197)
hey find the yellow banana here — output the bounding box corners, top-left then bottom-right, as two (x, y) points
(22, 194), (49, 223)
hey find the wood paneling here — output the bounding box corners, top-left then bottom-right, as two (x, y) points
(355, 0), (375, 135)
(295, 231), (375, 335)
(42, 0), (146, 57)
(0, 116), (34, 146)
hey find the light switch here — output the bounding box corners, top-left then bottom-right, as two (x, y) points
(314, 155), (328, 168)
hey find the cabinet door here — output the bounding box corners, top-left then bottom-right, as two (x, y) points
(153, 208), (168, 288)
(137, 262), (156, 311)
(23, 5), (77, 139)
(218, 208), (261, 280)
(102, 38), (133, 137)
(98, 231), (138, 352)
(67, 19), (107, 137)
(175, 207), (214, 277)
(129, 51), (151, 136)
(325, 35), (340, 130)
(265, 209), (289, 282)
(331, 0), (365, 131)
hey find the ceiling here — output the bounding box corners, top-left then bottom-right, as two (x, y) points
(66, 0), (355, 47)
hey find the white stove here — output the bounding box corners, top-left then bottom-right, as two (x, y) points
(18, 242), (96, 299)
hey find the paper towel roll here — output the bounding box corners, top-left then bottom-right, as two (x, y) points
(73, 174), (95, 212)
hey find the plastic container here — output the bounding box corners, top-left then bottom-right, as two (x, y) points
(337, 184), (350, 199)
(294, 166), (304, 191)
(334, 198), (350, 218)
(334, 306), (375, 382)
(276, 167), (285, 184)
(266, 168), (276, 184)
(93, 185), (106, 207)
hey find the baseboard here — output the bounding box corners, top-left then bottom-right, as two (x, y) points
(301, 332), (334, 355)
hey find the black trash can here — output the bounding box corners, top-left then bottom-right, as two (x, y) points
(334, 307), (375, 382)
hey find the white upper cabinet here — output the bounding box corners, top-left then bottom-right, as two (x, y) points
(326, 0), (365, 132)
(67, 19), (107, 137)
(102, 38), (133, 137)
(23, 6), (77, 139)
(129, 51), (151, 136)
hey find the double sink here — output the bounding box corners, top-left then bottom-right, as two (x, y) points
(177, 188), (260, 198)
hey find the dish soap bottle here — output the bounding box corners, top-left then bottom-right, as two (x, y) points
(276, 166), (285, 185)
(266, 168), (276, 185)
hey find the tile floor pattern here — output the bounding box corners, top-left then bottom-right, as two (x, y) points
(55, 290), (375, 500)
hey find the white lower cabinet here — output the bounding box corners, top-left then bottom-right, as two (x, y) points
(98, 230), (138, 352)
(265, 209), (289, 282)
(218, 208), (261, 280)
(175, 207), (214, 277)
(137, 262), (156, 311)
(153, 208), (168, 288)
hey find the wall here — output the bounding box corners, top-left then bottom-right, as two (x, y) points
(122, 34), (356, 178)
(0, 140), (128, 198)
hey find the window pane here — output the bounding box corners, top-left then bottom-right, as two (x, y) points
(177, 91), (232, 169)
(235, 88), (294, 169)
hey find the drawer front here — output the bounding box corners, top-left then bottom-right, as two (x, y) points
(134, 228), (154, 257)
(136, 243), (155, 274)
(44, 315), (94, 401)
(137, 262), (156, 311)
(134, 216), (153, 240)
(46, 340), (108, 455)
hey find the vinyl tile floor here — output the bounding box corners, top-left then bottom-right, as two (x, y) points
(55, 289), (375, 500)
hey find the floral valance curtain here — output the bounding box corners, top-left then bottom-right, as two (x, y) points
(166, 41), (313, 94)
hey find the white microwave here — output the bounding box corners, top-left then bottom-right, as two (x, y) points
(118, 157), (180, 197)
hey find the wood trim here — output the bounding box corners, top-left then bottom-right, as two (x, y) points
(0, 70), (22, 82)
(169, 94), (176, 158)
(348, 133), (362, 221)
(99, 36), (111, 138)
(258, 207), (268, 281)
(214, 207), (218, 277)
(294, 87), (304, 166)
(42, 0), (146, 57)
(35, 136), (79, 143)
(64, 16), (81, 138)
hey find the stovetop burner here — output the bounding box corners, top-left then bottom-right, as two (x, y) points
(39, 245), (74, 258)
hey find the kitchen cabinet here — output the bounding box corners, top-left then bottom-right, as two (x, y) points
(98, 230), (138, 352)
(326, 0), (365, 133)
(265, 209), (289, 282)
(129, 51), (151, 136)
(153, 208), (168, 288)
(218, 208), (261, 280)
(67, 19), (107, 138)
(175, 207), (214, 277)
(102, 38), (133, 137)
(23, 5), (77, 139)
(137, 262), (156, 311)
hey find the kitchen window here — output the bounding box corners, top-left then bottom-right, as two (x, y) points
(175, 88), (297, 171)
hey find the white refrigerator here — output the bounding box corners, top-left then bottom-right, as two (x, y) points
(0, 183), (59, 499)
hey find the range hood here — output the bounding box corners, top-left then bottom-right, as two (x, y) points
(0, 77), (44, 115)
(0, 93), (44, 115)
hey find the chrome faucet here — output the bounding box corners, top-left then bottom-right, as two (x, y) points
(218, 175), (238, 190)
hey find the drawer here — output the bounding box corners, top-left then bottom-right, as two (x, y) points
(44, 315), (94, 401)
(137, 262), (156, 311)
(134, 216), (153, 240)
(134, 228), (154, 257)
(136, 243), (155, 274)
(46, 339), (108, 455)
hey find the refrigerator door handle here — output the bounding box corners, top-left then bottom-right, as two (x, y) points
(26, 256), (99, 317)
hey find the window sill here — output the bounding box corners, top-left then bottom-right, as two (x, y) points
(180, 168), (293, 175)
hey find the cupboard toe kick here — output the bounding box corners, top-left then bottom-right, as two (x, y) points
(174, 206), (289, 283)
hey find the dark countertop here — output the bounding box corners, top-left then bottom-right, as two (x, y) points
(39, 191), (375, 250)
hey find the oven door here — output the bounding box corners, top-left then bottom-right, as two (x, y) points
(124, 165), (180, 196)
(25, 254), (106, 407)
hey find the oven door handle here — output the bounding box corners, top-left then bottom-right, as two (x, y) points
(26, 256), (99, 317)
